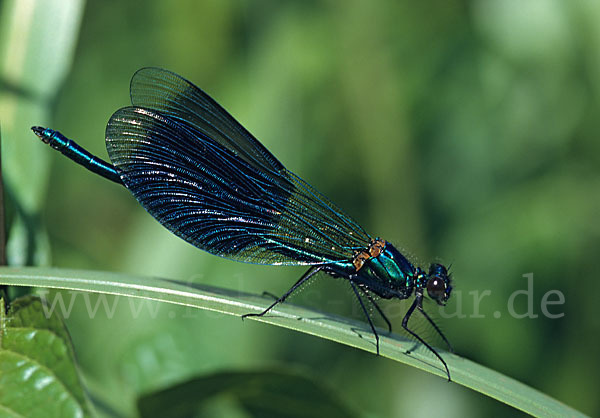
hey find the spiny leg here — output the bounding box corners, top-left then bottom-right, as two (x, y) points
(402, 294), (451, 382)
(418, 304), (454, 353)
(359, 286), (392, 333)
(350, 281), (380, 355)
(242, 266), (322, 319)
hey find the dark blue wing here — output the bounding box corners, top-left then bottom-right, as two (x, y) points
(105, 71), (371, 265)
(129, 67), (282, 174)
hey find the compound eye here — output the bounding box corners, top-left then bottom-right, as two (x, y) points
(427, 277), (446, 301)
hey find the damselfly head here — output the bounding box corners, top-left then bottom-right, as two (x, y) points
(426, 263), (451, 305)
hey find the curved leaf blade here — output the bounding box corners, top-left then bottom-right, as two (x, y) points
(0, 266), (588, 418)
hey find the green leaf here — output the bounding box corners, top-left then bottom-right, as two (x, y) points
(137, 369), (359, 418)
(0, 266), (588, 418)
(0, 295), (94, 418)
(0, 0), (85, 266)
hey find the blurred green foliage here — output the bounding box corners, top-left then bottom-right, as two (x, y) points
(2, 0), (600, 417)
(137, 369), (360, 418)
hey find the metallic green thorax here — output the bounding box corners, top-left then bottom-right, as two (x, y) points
(324, 240), (451, 304)
(353, 243), (416, 298)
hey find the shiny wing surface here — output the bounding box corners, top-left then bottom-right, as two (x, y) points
(106, 106), (370, 265)
(129, 67), (282, 174)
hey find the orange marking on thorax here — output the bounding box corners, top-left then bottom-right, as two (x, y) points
(353, 239), (387, 271)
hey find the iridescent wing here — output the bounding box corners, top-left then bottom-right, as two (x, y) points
(129, 67), (281, 174)
(105, 69), (370, 265)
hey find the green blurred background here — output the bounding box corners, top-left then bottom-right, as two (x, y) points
(2, 0), (599, 416)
